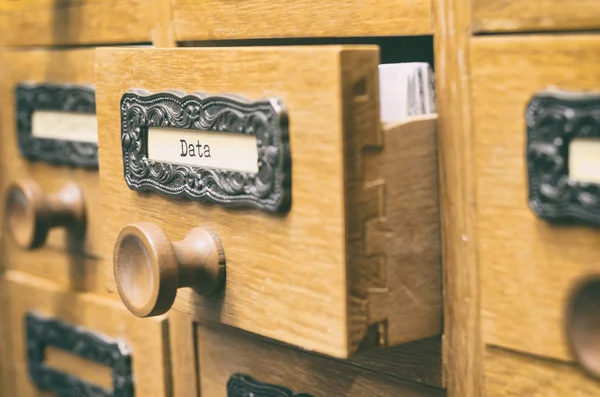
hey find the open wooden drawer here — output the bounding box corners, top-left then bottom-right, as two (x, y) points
(0, 270), (170, 396)
(95, 46), (441, 359)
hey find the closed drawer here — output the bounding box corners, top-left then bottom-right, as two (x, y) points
(171, 0), (432, 41)
(96, 46), (441, 358)
(195, 322), (445, 397)
(0, 0), (153, 47)
(485, 346), (600, 396)
(0, 49), (104, 288)
(471, 34), (600, 366)
(0, 270), (171, 397)
(473, 0), (600, 33)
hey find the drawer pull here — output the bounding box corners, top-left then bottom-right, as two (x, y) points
(227, 373), (312, 397)
(5, 179), (86, 249)
(16, 83), (98, 168)
(526, 90), (600, 227)
(114, 222), (225, 317)
(26, 311), (134, 397)
(566, 276), (600, 380)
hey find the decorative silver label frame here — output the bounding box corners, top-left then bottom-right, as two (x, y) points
(16, 83), (98, 168)
(526, 90), (600, 227)
(120, 90), (291, 213)
(227, 373), (312, 397)
(26, 311), (134, 397)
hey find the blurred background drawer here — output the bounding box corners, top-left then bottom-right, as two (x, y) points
(0, 270), (170, 397)
(472, 0), (600, 34)
(0, 48), (105, 289)
(471, 34), (600, 367)
(196, 322), (445, 397)
(0, 0), (153, 47)
(171, 0), (432, 42)
(96, 46), (441, 359)
(485, 346), (600, 397)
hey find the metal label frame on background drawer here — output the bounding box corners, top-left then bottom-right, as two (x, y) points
(526, 90), (600, 227)
(25, 311), (134, 397)
(227, 373), (313, 397)
(120, 89), (291, 213)
(15, 83), (98, 168)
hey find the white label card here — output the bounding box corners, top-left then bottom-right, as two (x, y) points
(569, 138), (600, 184)
(147, 127), (259, 173)
(31, 111), (98, 143)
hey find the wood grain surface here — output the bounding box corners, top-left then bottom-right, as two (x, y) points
(473, 0), (600, 33)
(0, 270), (171, 397)
(168, 310), (200, 397)
(471, 35), (600, 362)
(171, 0), (432, 42)
(96, 46), (441, 358)
(0, 0), (153, 47)
(0, 49), (106, 288)
(434, 0), (483, 395)
(485, 346), (600, 396)
(197, 321), (445, 397)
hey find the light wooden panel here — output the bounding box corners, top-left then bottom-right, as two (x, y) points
(1, 270), (171, 397)
(0, 49), (104, 262)
(168, 310), (199, 397)
(172, 0), (432, 41)
(471, 35), (600, 362)
(6, 248), (113, 297)
(433, 0), (482, 394)
(197, 322), (445, 397)
(0, 0), (153, 47)
(485, 346), (600, 396)
(95, 47), (441, 358)
(473, 0), (600, 33)
(170, 319), (443, 393)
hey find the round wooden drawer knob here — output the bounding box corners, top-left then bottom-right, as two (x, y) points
(566, 276), (600, 380)
(113, 222), (226, 318)
(4, 179), (86, 249)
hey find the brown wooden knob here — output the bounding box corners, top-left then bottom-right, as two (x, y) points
(113, 222), (226, 318)
(4, 179), (86, 249)
(566, 276), (600, 380)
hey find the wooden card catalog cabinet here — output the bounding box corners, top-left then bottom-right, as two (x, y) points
(96, 46), (441, 358)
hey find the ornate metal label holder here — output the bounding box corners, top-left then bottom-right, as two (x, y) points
(526, 90), (600, 227)
(26, 311), (134, 397)
(16, 83), (98, 168)
(120, 90), (291, 213)
(227, 373), (313, 397)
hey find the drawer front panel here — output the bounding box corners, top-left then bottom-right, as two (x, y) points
(485, 346), (600, 396)
(196, 322), (445, 397)
(473, 0), (600, 33)
(172, 0), (432, 41)
(96, 47), (442, 358)
(471, 35), (600, 361)
(0, 271), (170, 397)
(1, 49), (104, 273)
(0, 0), (153, 46)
